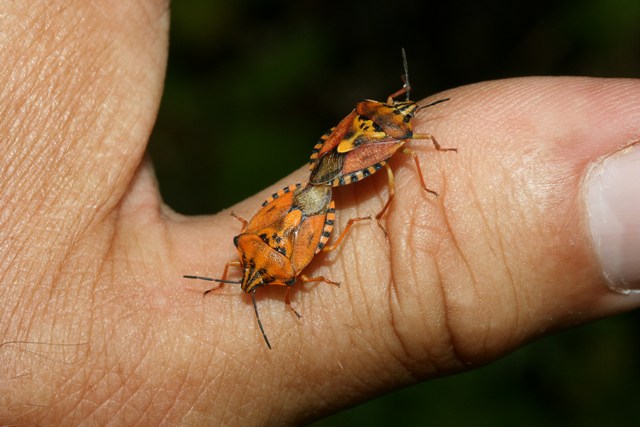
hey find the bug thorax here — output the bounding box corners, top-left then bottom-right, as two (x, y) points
(355, 99), (418, 140)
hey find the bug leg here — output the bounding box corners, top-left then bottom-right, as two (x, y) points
(400, 147), (439, 198)
(202, 283), (224, 296)
(374, 163), (397, 229)
(284, 288), (302, 319)
(230, 212), (249, 231)
(400, 134), (455, 200)
(412, 133), (457, 152)
(321, 216), (370, 253)
(202, 261), (242, 295)
(386, 85), (409, 105)
(299, 274), (340, 287)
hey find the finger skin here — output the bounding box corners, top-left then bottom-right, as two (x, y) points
(386, 77), (640, 369)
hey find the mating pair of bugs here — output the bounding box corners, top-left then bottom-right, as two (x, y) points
(185, 51), (456, 349)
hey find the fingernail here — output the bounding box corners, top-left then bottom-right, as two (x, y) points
(586, 144), (640, 294)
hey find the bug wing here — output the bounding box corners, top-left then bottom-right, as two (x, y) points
(244, 186), (298, 235)
(289, 213), (328, 274)
(289, 185), (333, 274)
(340, 138), (405, 176)
(309, 110), (359, 166)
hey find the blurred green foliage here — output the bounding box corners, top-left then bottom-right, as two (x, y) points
(148, 0), (640, 425)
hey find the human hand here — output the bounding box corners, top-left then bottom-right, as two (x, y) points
(2, 2), (639, 425)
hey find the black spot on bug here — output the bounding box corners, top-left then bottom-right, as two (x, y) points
(353, 133), (372, 147)
(359, 120), (371, 131)
(263, 274), (275, 284)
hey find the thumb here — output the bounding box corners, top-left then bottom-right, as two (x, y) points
(271, 77), (640, 423)
(377, 77), (640, 368)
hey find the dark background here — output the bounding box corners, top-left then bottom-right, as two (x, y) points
(149, 1), (640, 425)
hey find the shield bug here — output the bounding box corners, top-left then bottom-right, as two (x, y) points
(184, 183), (368, 349)
(309, 49), (456, 221)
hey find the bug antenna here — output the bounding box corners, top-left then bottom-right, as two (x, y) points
(401, 48), (411, 100)
(183, 275), (242, 284)
(252, 290), (272, 349)
(414, 97), (450, 114)
(423, 98), (450, 108)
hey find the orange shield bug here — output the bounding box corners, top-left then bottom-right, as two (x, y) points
(185, 183), (368, 349)
(309, 49), (456, 221)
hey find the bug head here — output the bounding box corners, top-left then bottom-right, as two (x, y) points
(240, 263), (269, 293)
(234, 232), (295, 294)
(355, 97), (419, 140)
(234, 245), (270, 294)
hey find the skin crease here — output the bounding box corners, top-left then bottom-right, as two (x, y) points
(1, 1), (640, 426)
